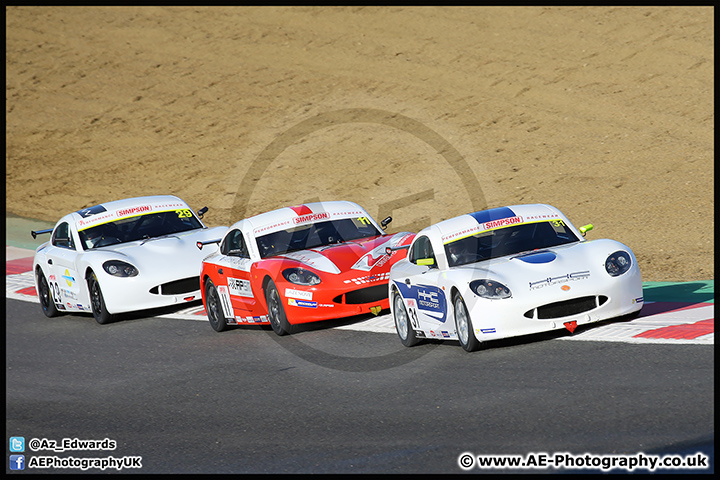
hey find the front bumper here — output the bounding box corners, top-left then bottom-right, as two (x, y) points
(279, 278), (391, 324)
(100, 273), (202, 314)
(466, 269), (643, 342)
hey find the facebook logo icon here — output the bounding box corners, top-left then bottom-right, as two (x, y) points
(9, 455), (25, 470)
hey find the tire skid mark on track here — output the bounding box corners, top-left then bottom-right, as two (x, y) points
(7, 246), (713, 345)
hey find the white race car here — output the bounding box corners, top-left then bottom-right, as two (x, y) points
(388, 204), (643, 351)
(31, 195), (228, 324)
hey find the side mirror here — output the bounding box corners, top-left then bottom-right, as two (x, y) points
(380, 216), (392, 230)
(579, 224), (594, 237)
(385, 244), (410, 256)
(197, 206), (209, 219)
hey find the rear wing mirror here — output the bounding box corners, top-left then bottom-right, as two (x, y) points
(380, 216), (392, 230)
(31, 228), (53, 239)
(196, 206), (209, 219)
(197, 238), (221, 250)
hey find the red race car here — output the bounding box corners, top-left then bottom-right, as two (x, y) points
(198, 201), (414, 335)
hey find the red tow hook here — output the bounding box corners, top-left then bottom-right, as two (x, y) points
(564, 320), (577, 333)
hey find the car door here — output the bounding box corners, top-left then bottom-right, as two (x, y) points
(215, 229), (257, 315)
(393, 235), (450, 334)
(46, 221), (83, 311)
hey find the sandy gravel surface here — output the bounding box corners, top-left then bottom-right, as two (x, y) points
(5, 6), (714, 281)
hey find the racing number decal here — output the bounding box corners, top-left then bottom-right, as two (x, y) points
(549, 219), (569, 235)
(407, 303), (420, 329)
(357, 216), (371, 225)
(49, 280), (62, 306)
(216, 285), (235, 319)
(176, 209), (193, 218)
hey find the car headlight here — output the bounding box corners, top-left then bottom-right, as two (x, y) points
(605, 250), (632, 277)
(282, 268), (321, 286)
(103, 260), (139, 277)
(470, 279), (511, 299)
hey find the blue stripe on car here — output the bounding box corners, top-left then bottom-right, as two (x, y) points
(468, 207), (516, 225)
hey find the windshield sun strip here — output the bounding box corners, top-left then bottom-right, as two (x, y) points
(76, 208), (196, 232)
(442, 218), (572, 245)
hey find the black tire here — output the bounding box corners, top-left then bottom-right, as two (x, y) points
(204, 279), (229, 332)
(36, 267), (61, 318)
(454, 293), (480, 352)
(392, 290), (419, 347)
(264, 279), (293, 336)
(87, 271), (115, 325)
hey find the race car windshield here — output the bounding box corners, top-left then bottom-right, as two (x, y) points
(78, 209), (203, 250)
(444, 219), (581, 267)
(256, 217), (383, 258)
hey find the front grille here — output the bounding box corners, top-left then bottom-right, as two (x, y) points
(151, 276), (200, 295)
(334, 284), (388, 305)
(525, 295), (608, 319)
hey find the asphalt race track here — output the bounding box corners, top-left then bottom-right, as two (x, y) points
(5, 238), (715, 474)
(5, 273), (714, 473)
